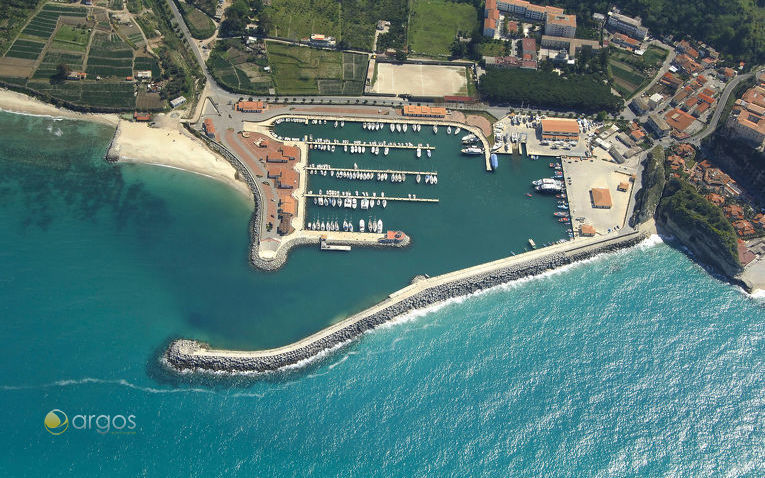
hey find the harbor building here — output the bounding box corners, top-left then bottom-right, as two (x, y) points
(402, 105), (447, 118)
(236, 100), (267, 113)
(606, 11), (648, 40)
(544, 13), (576, 38)
(590, 188), (613, 209)
(540, 118), (579, 141)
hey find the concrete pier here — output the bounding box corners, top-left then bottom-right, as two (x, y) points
(307, 140), (435, 150)
(307, 166), (437, 177)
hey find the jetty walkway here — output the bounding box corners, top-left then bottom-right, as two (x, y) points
(305, 193), (438, 203)
(307, 140), (435, 150)
(307, 166), (437, 177)
(164, 227), (650, 375)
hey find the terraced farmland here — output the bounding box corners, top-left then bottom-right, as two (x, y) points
(21, 5), (87, 40)
(27, 80), (136, 109)
(33, 52), (85, 79)
(5, 39), (46, 60)
(134, 56), (160, 78)
(266, 43), (367, 95)
(86, 33), (134, 78)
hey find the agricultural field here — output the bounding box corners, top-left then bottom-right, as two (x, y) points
(135, 12), (160, 39)
(27, 80), (136, 108)
(33, 51), (84, 79)
(606, 46), (668, 98)
(134, 56), (160, 78)
(117, 21), (146, 48)
(207, 41), (272, 94)
(0, 0), (40, 55)
(266, 42), (367, 95)
(5, 39), (46, 60)
(264, 0), (341, 42)
(87, 32), (134, 78)
(51, 25), (91, 52)
(20, 4), (87, 40)
(408, 0), (478, 57)
(179, 1), (216, 40)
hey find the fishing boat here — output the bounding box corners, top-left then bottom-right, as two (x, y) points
(359, 219), (365, 232)
(558, 217), (570, 222)
(553, 211), (568, 217)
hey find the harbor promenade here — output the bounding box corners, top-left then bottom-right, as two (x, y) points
(164, 225), (652, 374)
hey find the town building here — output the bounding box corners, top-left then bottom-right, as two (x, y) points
(630, 97), (649, 115)
(541, 36), (600, 57)
(648, 93), (664, 109)
(544, 12), (576, 38)
(646, 113), (671, 137)
(705, 193), (725, 206)
(133, 112), (151, 122)
(611, 32), (640, 50)
(485, 0), (571, 38)
(606, 11), (648, 40)
(665, 108), (696, 132)
(484, 0), (500, 37)
(540, 118), (579, 141)
(727, 83), (765, 149)
(235, 100), (266, 113)
(579, 224), (596, 236)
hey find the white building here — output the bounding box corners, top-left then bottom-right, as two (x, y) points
(606, 11), (648, 40)
(544, 13), (576, 38)
(170, 96), (187, 108)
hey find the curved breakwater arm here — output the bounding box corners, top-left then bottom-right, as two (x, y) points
(163, 229), (649, 375)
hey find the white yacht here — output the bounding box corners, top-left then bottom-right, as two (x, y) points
(416, 174), (421, 183)
(382, 199), (387, 208)
(396, 124), (401, 132)
(416, 147), (421, 158)
(427, 149), (431, 158)
(433, 125), (438, 134)
(359, 219), (365, 232)
(377, 219), (383, 232)
(454, 127), (461, 135)
(389, 123), (395, 132)
(447, 126), (452, 134)
(403, 124), (408, 132)
(384, 147), (389, 156)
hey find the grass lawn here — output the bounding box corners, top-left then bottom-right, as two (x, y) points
(52, 25), (91, 52)
(266, 42), (366, 95)
(264, 0), (341, 42)
(642, 45), (669, 67)
(408, 0), (477, 57)
(608, 58), (649, 98)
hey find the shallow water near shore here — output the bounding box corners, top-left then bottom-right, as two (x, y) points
(0, 111), (763, 475)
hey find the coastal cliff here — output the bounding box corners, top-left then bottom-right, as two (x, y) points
(656, 179), (742, 279)
(162, 231), (648, 375)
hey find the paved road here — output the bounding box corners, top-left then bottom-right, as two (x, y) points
(687, 68), (761, 145)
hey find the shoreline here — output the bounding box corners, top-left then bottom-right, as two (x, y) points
(0, 88), (253, 201)
(163, 228), (651, 376)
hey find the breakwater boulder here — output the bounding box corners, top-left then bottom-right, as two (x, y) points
(163, 232), (648, 375)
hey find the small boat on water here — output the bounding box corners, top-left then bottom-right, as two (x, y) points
(490, 153), (498, 170)
(528, 238), (537, 249)
(416, 174), (421, 183)
(403, 124), (408, 132)
(526, 193), (533, 197)
(454, 127), (461, 135)
(461, 146), (483, 155)
(389, 123), (395, 132)
(384, 147), (389, 156)
(427, 149), (431, 158)
(416, 147), (421, 158)
(447, 126), (452, 134)
(377, 219), (383, 232)
(341, 121), (344, 127)
(396, 124), (402, 132)
(382, 199), (387, 208)
(359, 219), (365, 232)
(433, 125), (438, 134)
(461, 133), (477, 144)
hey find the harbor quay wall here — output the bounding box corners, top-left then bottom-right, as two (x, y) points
(163, 230), (648, 375)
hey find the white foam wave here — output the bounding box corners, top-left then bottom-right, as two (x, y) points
(1, 377), (214, 395)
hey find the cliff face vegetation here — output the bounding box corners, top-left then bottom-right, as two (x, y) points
(657, 178), (741, 273)
(630, 145), (666, 226)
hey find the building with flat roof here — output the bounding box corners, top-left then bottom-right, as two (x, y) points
(202, 118), (216, 138)
(402, 105), (447, 118)
(487, 0), (571, 38)
(169, 96), (186, 108)
(665, 108), (696, 132)
(590, 188), (612, 208)
(647, 113), (671, 137)
(540, 118), (579, 140)
(580, 224), (596, 236)
(606, 11), (648, 40)
(544, 12), (576, 38)
(235, 100), (266, 113)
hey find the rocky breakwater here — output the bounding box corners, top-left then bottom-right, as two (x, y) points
(163, 231), (648, 375)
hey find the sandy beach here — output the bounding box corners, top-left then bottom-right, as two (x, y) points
(0, 88), (252, 201)
(110, 116), (253, 200)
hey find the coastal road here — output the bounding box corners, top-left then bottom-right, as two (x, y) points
(687, 68), (761, 145)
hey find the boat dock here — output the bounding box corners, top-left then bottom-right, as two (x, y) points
(306, 140), (435, 150)
(305, 193), (438, 203)
(307, 166), (437, 177)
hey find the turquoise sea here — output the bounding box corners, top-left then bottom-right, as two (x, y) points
(0, 111), (762, 476)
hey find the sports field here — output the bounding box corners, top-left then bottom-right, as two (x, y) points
(408, 0), (478, 57)
(266, 42), (367, 95)
(371, 63), (468, 97)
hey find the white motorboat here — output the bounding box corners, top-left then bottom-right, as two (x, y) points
(416, 174), (421, 183)
(403, 124), (408, 132)
(416, 147), (421, 158)
(427, 149), (431, 158)
(454, 127), (461, 135)
(384, 147), (389, 156)
(447, 126), (452, 134)
(352, 198), (357, 209)
(359, 219), (365, 232)
(433, 125), (438, 134)
(382, 199), (387, 208)
(389, 123), (395, 132)
(396, 124), (401, 132)
(377, 219), (383, 232)
(340, 121), (344, 127)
